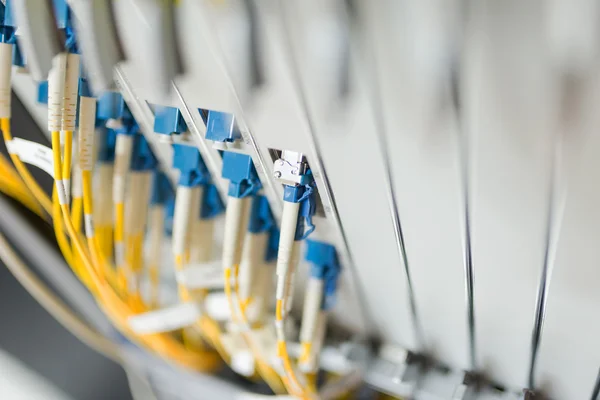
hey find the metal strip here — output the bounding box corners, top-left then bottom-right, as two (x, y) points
(453, 68), (477, 371)
(348, 7), (424, 346)
(276, 0), (384, 334)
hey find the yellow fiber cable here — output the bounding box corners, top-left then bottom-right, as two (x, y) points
(229, 264), (287, 395)
(1, 118), (52, 214)
(223, 265), (293, 394)
(0, 167), (45, 219)
(51, 131), (220, 371)
(275, 296), (313, 399)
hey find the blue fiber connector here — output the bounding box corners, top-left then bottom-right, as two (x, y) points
(97, 127), (117, 163)
(96, 92), (124, 126)
(172, 144), (210, 187)
(221, 151), (261, 198)
(305, 240), (341, 310)
(248, 195), (280, 262)
(248, 195), (274, 234)
(130, 134), (157, 171)
(37, 81), (49, 104)
(164, 196), (175, 236)
(2, 2), (24, 66)
(283, 173), (316, 241)
(1, 1), (16, 44)
(116, 103), (139, 135)
(206, 111), (241, 142)
(53, 0), (78, 53)
(153, 105), (187, 135)
(150, 171), (174, 206)
(266, 228), (280, 263)
(74, 75), (94, 128)
(200, 183), (225, 219)
(79, 76), (93, 98)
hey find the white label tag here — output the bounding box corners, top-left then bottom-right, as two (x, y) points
(8, 138), (54, 177)
(204, 292), (231, 321)
(128, 302), (202, 334)
(176, 261), (224, 290)
(231, 350), (255, 377)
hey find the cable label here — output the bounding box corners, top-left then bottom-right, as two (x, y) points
(128, 302), (202, 334)
(175, 261), (224, 290)
(7, 138), (54, 177)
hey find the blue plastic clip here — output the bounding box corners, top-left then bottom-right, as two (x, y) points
(1, 1), (16, 44)
(53, 0), (78, 53)
(97, 127), (117, 163)
(130, 134), (157, 171)
(150, 171), (174, 206)
(248, 195), (274, 234)
(305, 240), (341, 310)
(78, 75), (93, 98)
(221, 151), (261, 198)
(96, 92), (124, 126)
(164, 196), (175, 236)
(200, 183), (225, 219)
(153, 105), (187, 135)
(283, 173), (316, 240)
(172, 144), (210, 187)
(2, 1), (24, 66)
(206, 111), (241, 142)
(265, 228), (280, 263)
(37, 81), (49, 104)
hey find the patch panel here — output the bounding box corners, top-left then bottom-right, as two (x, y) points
(5, 2), (600, 400)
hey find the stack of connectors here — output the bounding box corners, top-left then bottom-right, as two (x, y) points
(154, 105), (225, 349)
(0, 1), (355, 396)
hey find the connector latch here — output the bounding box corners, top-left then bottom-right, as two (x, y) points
(273, 150), (310, 187)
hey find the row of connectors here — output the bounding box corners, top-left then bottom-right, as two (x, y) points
(150, 105), (341, 282)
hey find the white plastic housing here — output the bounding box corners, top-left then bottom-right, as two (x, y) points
(0, 43), (12, 118)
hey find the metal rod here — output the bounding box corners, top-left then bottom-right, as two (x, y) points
(276, 0), (374, 333)
(348, 4), (425, 347)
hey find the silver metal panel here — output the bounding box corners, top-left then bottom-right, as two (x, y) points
(11, 0), (61, 81)
(362, 0), (469, 367)
(279, 0), (417, 346)
(535, 70), (600, 399)
(466, 0), (557, 389)
(68, 0), (123, 93)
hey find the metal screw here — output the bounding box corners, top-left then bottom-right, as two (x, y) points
(278, 160), (285, 166)
(274, 171), (282, 179)
(291, 168), (298, 175)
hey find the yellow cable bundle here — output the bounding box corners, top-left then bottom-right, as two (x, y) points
(1, 119), (52, 214)
(222, 266), (289, 396)
(0, 113), (221, 372)
(0, 154), (45, 218)
(51, 129), (221, 371)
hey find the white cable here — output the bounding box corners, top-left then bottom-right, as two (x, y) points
(190, 218), (215, 263)
(239, 231), (268, 305)
(113, 134), (133, 204)
(173, 185), (197, 258)
(78, 96), (96, 172)
(0, 42), (12, 118)
(148, 205), (165, 265)
(0, 229), (121, 363)
(275, 201), (300, 279)
(284, 242), (301, 313)
(62, 53), (80, 132)
(222, 196), (250, 270)
(125, 171), (152, 235)
(300, 311), (328, 374)
(47, 53), (67, 132)
(299, 277), (324, 346)
(95, 163), (114, 226)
